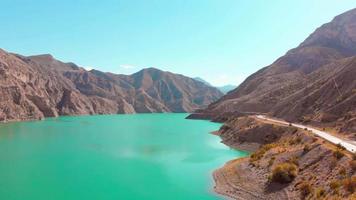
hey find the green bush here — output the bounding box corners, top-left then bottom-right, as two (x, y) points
(271, 162), (298, 183)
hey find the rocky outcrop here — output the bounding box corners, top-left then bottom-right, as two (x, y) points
(189, 8), (356, 135)
(0, 49), (223, 122)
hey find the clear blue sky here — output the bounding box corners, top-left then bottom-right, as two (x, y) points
(1, 1), (355, 86)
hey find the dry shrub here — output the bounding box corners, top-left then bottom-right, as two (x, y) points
(303, 144), (311, 154)
(271, 162), (298, 183)
(299, 181), (312, 198)
(350, 160), (356, 172)
(329, 157), (338, 169)
(343, 176), (356, 193)
(268, 156), (275, 167)
(250, 143), (277, 162)
(329, 180), (341, 194)
(336, 143), (346, 151)
(339, 167), (346, 177)
(333, 149), (345, 160)
(315, 187), (326, 198)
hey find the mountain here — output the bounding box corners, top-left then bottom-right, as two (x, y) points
(194, 77), (236, 94)
(217, 85), (236, 94)
(194, 77), (212, 86)
(0, 49), (223, 122)
(189, 8), (356, 135)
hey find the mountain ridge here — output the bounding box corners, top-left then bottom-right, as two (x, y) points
(188, 8), (356, 136)
(0, 49), (223, 122)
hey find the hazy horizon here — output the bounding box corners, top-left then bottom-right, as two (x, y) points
(1, 0), (356, 86)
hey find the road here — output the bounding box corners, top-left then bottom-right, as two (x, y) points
(256, 115), (356, 153)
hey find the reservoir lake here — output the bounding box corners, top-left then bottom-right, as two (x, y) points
(0, 113), (248, 200)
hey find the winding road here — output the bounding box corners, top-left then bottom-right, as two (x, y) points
(256, 115), (356, 153)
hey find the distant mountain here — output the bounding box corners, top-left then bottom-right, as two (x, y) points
(194, 77), (236, 94)
(217, 85), (236, 94)
(189, 8), (356, 135)
(0, 49), (223, 122)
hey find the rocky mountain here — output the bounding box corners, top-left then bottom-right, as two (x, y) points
(0, 49), (223, 122)
(194, 77), (236, 94)
(189, 8), (356, 135)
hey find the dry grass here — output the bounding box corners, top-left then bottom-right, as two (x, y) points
(250, 143), (278, 162)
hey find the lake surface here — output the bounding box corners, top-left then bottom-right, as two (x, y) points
(0, 113), (247, 200)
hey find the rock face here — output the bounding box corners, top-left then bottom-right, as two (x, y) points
(0, 49), (223, 122)
(189, 8), (356, 134)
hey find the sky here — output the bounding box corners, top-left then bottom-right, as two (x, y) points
(1, 1), (356, 86)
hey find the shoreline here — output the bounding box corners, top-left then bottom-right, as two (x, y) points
(209, 116), (356, 199)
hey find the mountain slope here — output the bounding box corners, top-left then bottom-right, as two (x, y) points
(189, 8), (356, 135)
(0, 49), (223, 122)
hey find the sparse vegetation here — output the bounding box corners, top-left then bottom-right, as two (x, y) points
(312, 137), (318, 143)
(299, 181), (312, 198)
(350, 160), (356, 172)
(336, 95), (348, 103)
(301, 116), (312, 123)
(329, 180), (341, 194)
(250, 143), (277, 162)
(303, 144), (311, 154)
(336, 143), (346, 151)
(333, 149), (345, 160)
(268, 156), (275, 167)
(271, 162), (298, 183)
(343, 176), (356, 193)
(338, 167), (346, 178)
(315, 187), (326, 198)
(289, 135), (303, 145)
(329, 157), (338, 169)
(288, 156), (299, 166)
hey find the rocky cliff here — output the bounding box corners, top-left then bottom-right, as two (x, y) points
(0, 49), (223, 122)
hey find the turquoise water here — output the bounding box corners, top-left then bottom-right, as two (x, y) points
(0, 113), (247, 200)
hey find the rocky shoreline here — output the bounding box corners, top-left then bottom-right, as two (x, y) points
(212, 116), (356, 200)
